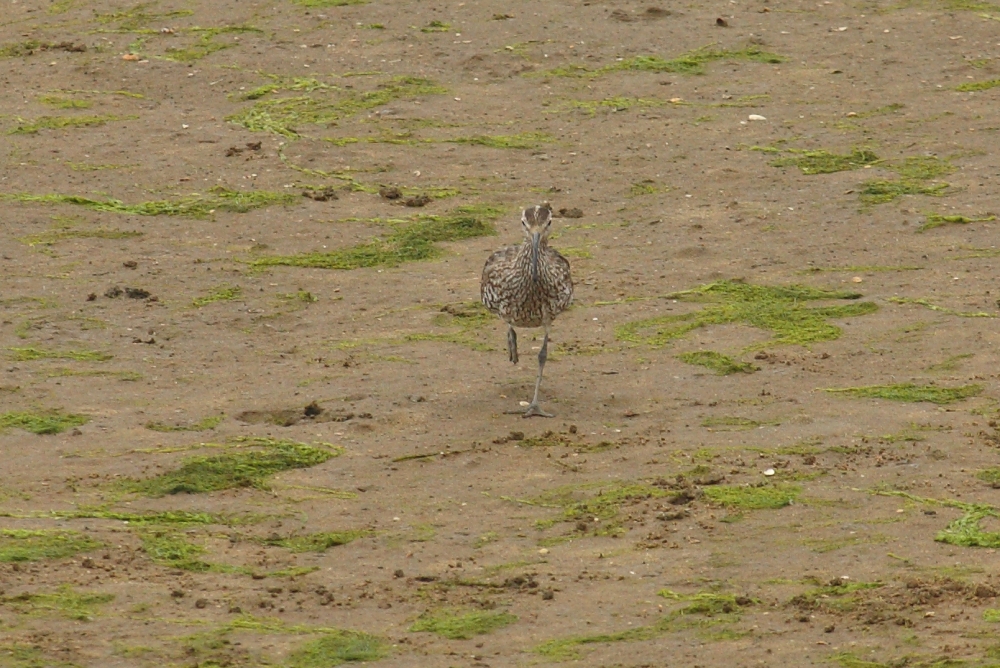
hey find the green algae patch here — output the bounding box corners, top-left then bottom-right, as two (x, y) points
(977, 468), (1000, 487)
(957, 78), (1000, 91)
(145, 415), (223, 432)
(800, 264), (922, 273)
(985, 609), (1000, 622)
(0, 187), (296, 219)
(790, 581), (885, 613)
(559, 96), (665, 115)
(448, 132), (554, 149)
(38, 95), (93, 109)
(824, 383), (982, 405)
(410, 608), (517, 639)
(0, 530), (101, 562)
(875, 490), (1000, 549)
(919, 213), (995, 232)
(678, 351), (757, 375)
(771, 148), (880, 174)
(0, 644), (79, 668)
(541, 45), (784, 78)
(227, 76), (445, 138)
(128, 438), (342, 496)
(888, 296), (993, 318)
(8, 346), (111, 362)
(162, 26), (262, 63)
(9, 114), (138, 134)
(703, 483), (800, 509)
(36, 509), (239, 526)
(0, 40), (52, 57)
(859, 179), (949, 206)
(0, 410), (89, 435)
(525, 481), (674, 537)
(701, 416), (777, 431)
(138, 529), (229, 572)
(534, 589), (750, 660)
(18, 227), (142, 246)
(4, 585), (113, 621)
(615, 280), (877, 350)
(886, 156), (956, 180)
(193, 285), (242, 307)
(249, 205), (501, 271)
(264, 530), (368, 552)
(286, 632), (387, 667)
(292, 0), (367, 6)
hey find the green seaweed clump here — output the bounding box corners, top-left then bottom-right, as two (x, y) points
(447, 132), (553, 149)
(0, 187), (297, 219)
(38, 95), (93, 109)
(701, 416), (777, 431)
(0, 529), (101, 562)
(771, 148), (879, 174)
(875, 490), (1000, 550)
(4, 585), (113, 621)
(918, 213), (995, 232)
(0, 410), (89, 435)
(790, 580), (884, 612)
(0, 645), (77, 668)
(18, 227), (142, 246)
(887, 156), (956, 181)
(421, 20), (451, 32)
(249, 205), (501, 271)
(138, 529), (224, 572)
(615, 279), (877, 350)
(145, 415), (224, 432)
(977, 468), (1000, 487)
(410, 608), (518, 639)
(823, 383), (982, 405)
(292, 0), (366, 5)
(543, 45), (785, 78)
(702, 483), (800, 509)
(563, 96), (664, 115)
(163, 26), (262, 62)
(528, 482), (673, 536)
(678, 351), (757, 375)
(264, 530), (368, 552)
(936, 505), (1000, 548)
(8, 346), (111, 362)
(956, 78), (1000, 92)
(128, 438), (341, 496)
(534, 589), (751, 660)
(10, 114), (138, 134)
(227, 76), (445, 138)
(193, 285), (242, 307)
(285, 632), (387, 668)
(859, 180), (949, 206)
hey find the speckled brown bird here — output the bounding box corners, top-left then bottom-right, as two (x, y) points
(481, 203), (573, 417)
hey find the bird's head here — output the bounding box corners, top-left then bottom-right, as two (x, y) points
(521, 203), (552, 282)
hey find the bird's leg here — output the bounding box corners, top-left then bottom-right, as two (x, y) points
(522, 327), (553, 418)
(503, 327), (554, 417)
(507, 326), (518, 364)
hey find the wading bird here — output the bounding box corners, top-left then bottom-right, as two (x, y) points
(481, 203), (573, 417)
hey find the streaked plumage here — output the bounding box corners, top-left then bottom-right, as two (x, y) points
(481, 203), (573, 417)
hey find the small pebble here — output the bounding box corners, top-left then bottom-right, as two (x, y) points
(763, 468), (775, 476)
(748, 114), (767, 121)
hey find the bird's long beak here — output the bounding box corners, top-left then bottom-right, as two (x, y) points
(531, 232), (540, 282)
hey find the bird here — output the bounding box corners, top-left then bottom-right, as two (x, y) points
(481, 203), (573, 417)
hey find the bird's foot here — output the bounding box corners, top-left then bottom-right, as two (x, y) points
(504, 403), (554, 418)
